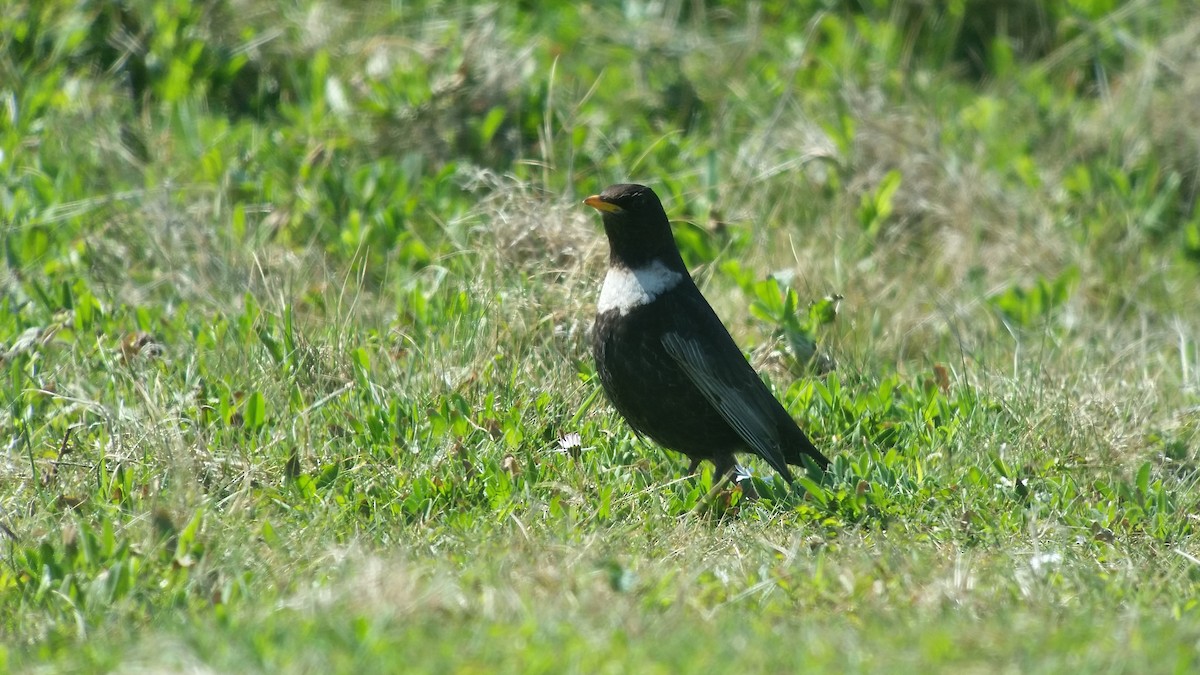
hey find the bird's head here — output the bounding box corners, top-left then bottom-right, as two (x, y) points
(584, 183), (685, 270)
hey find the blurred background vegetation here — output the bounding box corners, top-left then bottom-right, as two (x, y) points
(6, 0), (1198, 288)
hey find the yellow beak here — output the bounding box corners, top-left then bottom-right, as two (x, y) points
(584, 195), (623, 213)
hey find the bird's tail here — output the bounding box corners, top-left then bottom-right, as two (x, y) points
(784, 424), (831, 472)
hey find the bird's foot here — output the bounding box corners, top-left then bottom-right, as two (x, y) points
(732, 466), (759, 501)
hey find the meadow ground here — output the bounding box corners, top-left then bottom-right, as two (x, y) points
(3, 1), (1200, 672)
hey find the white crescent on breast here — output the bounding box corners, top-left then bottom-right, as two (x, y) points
(597, 260), (684, 316)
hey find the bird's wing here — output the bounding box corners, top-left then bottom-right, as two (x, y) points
(660, 331), (793, 480)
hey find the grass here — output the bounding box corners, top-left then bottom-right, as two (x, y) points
(3, 0), (1200, 671)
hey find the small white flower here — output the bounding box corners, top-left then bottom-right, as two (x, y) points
(556, 433), (582, 454)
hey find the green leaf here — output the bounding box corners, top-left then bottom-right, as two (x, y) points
(989, 267), (1078, 327)
(857, 170), (902, 238)
(990, 452), (1011, 479)
(796, 477), (828, 507)
(478, 107), (507, 145)
(807, 295), (841, 326)
(294, 474), (317, 500)
(1135, 461), (1151, 497)
(1184, 218), (1200, 261)
(351, 347), (371, 386)
(261, 520), (279, 548)
(176, 510), (204, 560)
(258, 323), (284, 364)
(243, 391), (267, 430)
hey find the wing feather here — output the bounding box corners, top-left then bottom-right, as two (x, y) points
(660, 331), (792, 479)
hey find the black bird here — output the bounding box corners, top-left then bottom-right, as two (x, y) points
(585, 183), (830, 484)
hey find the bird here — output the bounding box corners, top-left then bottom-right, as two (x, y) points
(585, 183), (830, 484)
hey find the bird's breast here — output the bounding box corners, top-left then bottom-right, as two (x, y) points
(596, 260), (684, 317)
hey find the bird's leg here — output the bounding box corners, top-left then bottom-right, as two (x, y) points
(686, 456), (746, 517)
(711, 456), (736, 485)
(716, 458), (759, 500)
(684, 457), (732, 485)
